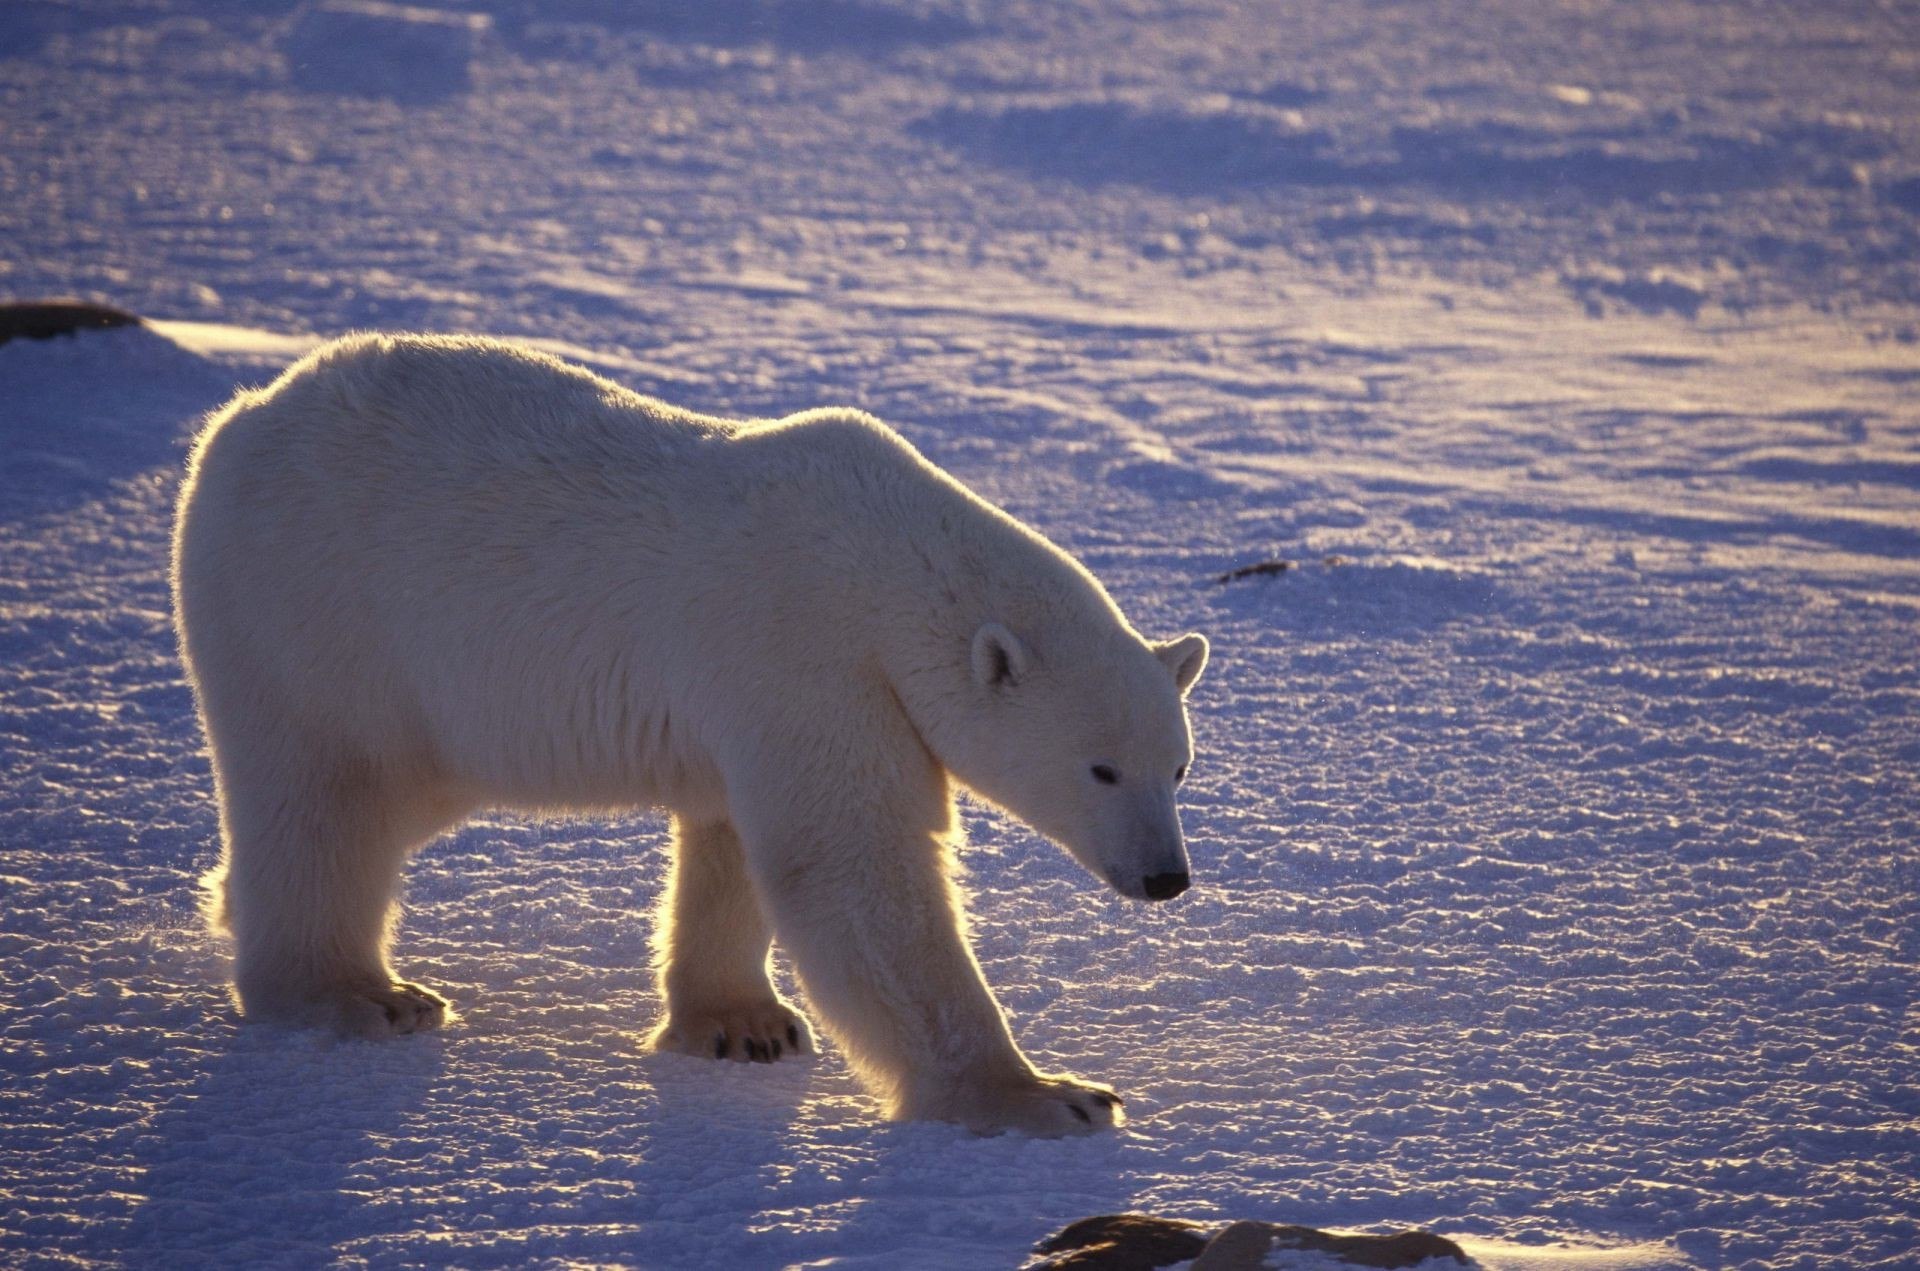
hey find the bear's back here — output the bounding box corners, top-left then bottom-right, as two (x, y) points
(229, 333), (723, 479)
(180, 334), (739, 597)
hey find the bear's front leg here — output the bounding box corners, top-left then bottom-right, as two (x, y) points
(737, 804), (1123, 1137)
(648, 816), (813, 1063)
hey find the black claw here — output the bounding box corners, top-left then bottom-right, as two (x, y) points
(715, 1034), (729, 1059)
(1069, 1103), (1091, 1124)
(787, 1024), (800, 1049)
(769, 1038), (783, 1059)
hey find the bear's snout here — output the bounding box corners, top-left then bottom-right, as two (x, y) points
(1141, 870), (1190, 901)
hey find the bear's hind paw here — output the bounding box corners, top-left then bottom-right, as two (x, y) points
(649, 1000), (813, 1064)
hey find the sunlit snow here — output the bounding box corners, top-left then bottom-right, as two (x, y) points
(3, 1), (1917, 1268)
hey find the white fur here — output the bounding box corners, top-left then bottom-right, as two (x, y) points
(171, 333), (1209, 1135)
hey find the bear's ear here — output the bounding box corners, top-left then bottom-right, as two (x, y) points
(971, 622), (1031, 690)
(1155, 633), (1210, 695)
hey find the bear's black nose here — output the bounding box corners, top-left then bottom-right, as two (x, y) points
(1142, 871), (1190, 901)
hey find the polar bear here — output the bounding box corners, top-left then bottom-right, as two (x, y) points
(172, 333), (1209, 1136)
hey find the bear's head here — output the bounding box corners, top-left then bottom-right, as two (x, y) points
(941, 619), (1209, 903)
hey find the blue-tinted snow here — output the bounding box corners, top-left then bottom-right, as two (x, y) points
(3, 1), (1918, 1268)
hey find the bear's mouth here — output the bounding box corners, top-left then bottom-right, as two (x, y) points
(1105, 868), (1192, 903)
(1140, 870), (1190, 901)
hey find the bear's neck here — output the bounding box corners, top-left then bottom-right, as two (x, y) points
(856, 457), (1122, 748)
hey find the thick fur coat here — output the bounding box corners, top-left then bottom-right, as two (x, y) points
(172, 333), (1208, 1135)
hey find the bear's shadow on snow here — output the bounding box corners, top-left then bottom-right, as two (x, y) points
(616, 1058), (1136, 1265)
(822, 1126), (1139, 1264)
(119, 1029), (446, 1265)
(0, 325), (234, 528)
(621, 1053), (817, 1204)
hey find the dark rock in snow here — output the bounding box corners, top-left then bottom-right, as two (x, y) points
(1193, 1221), (1470, 1269)
(1216, 559), (1296, 583)
(0, 300), (141, 346)
(1029, 1213), (1469, 1270)
(1029, 1213), (1211, 1269)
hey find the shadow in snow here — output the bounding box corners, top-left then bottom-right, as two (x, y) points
(486, 0), (977, 54)
(915, 95), (1884, 201)
(0, 326), (237, 528)
(283, 1), (488, 103)
(117, 1028), (445, 1266)
(0, 1), (127, 59)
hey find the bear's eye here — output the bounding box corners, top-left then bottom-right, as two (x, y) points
(1175, 764), (1188, 784)
(1090, 764), (1119, 785)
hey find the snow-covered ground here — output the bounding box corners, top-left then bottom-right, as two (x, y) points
(4, 1), (1918, 1267)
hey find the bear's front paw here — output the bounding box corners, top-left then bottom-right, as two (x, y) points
(244, 978), (449, 1038)
(649, 999), (813, 1063)
(350, 980), (448, 1036)
(930, 1072), (1125, 1138)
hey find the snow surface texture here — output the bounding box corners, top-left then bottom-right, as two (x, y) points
(3, 1), (1918, 1268)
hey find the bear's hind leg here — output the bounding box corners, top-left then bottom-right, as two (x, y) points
(211, 742), (460, 1038)
(648, 816), (812, 1063)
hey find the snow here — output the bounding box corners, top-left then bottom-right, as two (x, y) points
(3, 1), (1917, 1268)
(282, 0), (491, 103)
